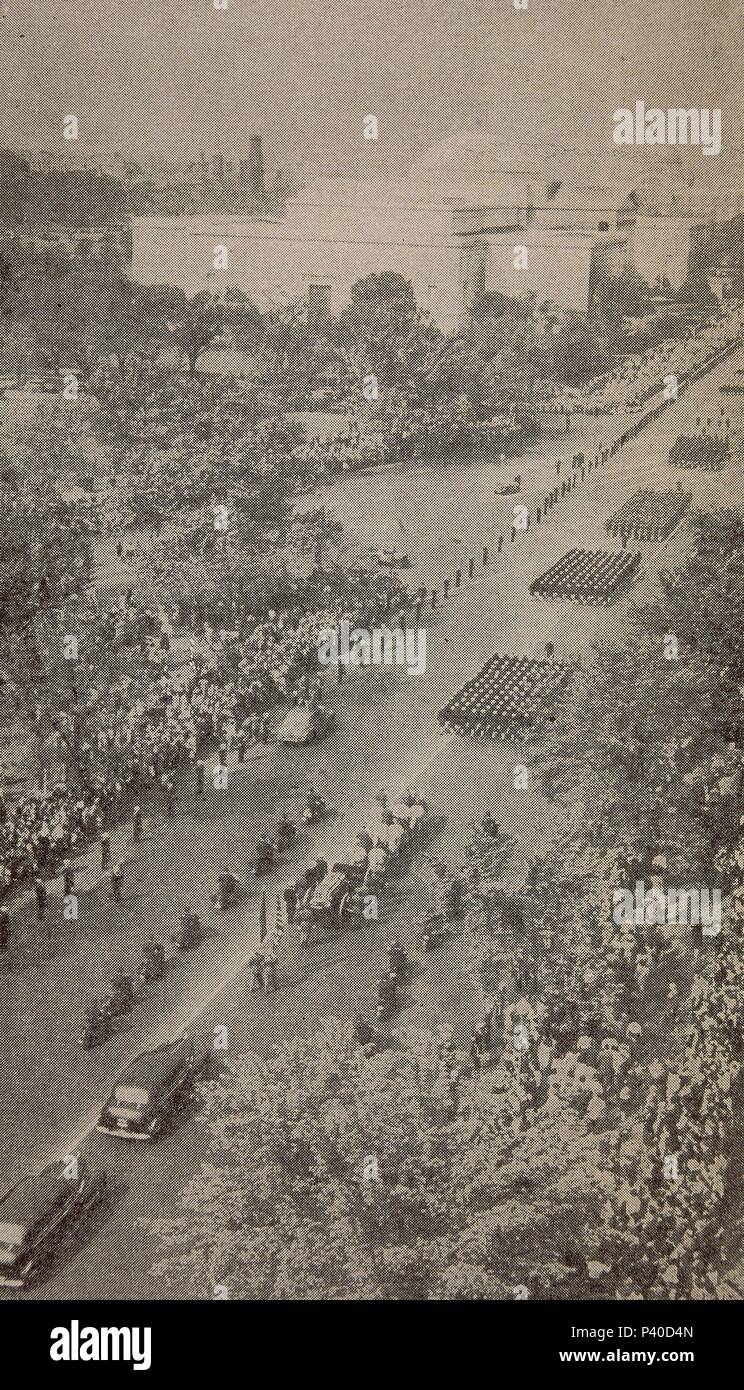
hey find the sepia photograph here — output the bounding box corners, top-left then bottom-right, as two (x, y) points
(0, 0), (743, 1355)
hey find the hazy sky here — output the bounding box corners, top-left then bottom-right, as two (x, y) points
(0, 0), (741, 184)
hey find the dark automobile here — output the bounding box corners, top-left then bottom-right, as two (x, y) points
(0, 1158), (107, 1288)
(97, 1035), (209, 1141)
(371, 547), (410, 569)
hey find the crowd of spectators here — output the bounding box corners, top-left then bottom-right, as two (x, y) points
(537, 303), (744, 416)
(0, 584), (404, 903)
(295, 399), (536, 476)
(464, 836), (744, 1298)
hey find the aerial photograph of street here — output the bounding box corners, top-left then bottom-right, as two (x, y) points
(0, 0), (743, 1360)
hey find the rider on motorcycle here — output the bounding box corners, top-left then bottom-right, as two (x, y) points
(377, 971), (398, 1010)
(355, 1015), (378, 1048)
(255, 834), (275, 868)
(275, 813), (296, 848)
(217, 867), (237, 909)
(109, 971), (134, 1003)
(81, 1000), (110, 1046)
(143, 933), (165, 973)
(388, 940), (407, 978)
(179, 907), (203, 945)
(304, 787), (327, 820)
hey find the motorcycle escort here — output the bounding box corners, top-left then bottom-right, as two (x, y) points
(101, 973), (135, 1019)
(354, 1016), (381, 1052)
(274, 816), (297, 852)
(215, 869), (239, 910)
(387, 941), (408, 982)
(172, 909), (204, 950)
(137, 939), (166, 986)
(252, 836), (276, 877)
(419, 912), (451, 950)
(375, 972), (399, 1023)
(302, 791), (330, 825)
(79, 1002), (114, 1049)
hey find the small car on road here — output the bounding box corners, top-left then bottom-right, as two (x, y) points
(371, 547), (410, 568)
(0, 1158), (107, 1289)
(276, 704), (335, 745)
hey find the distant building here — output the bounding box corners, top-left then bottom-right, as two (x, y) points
(1, 223), (129, 266)
(129, 125), (702, 328)
(239, 135), (265, 196)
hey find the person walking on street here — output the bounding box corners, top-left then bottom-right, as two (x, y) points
(195, 759), (205, 796)
(34, 876), (47, 921)
(247, 951), (264, 993)
(0, 905), (10, 953)
(283, 883), (298, 925)
(100, 833), (111, 873)
(62, 859), (75, 896)
(261, 923), (282, 993)
(132, 805), (143, 842)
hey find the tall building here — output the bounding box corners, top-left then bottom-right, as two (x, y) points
(245, 133), (264, 196)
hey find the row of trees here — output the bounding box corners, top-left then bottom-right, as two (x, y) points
(150, 1020), (607, 1300)
(1, 241), (681, 402)
(0, 241), (260, 379)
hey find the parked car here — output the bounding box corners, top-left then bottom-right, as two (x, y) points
(371, 547), (410, 568)
(96, 1034), (209, 1141)
(276, 704), (335, 745)
(0, 1158), (107, 1288)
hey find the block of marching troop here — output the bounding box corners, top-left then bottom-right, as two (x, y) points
(437, 653), (570, 743)
(528, 548), (641, 605)
(605, 488), (692, 542)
